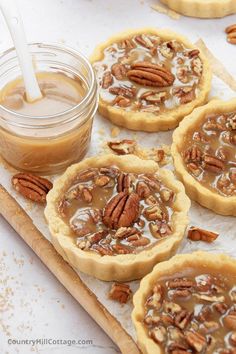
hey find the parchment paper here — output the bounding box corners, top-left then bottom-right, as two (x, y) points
(0, 73), (236, 340)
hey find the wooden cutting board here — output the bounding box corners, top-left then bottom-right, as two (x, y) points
(0, 185), (140, 354)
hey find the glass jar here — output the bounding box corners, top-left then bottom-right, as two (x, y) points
(0, 43), (98, 174)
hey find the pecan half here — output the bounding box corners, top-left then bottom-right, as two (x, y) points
(93, 245), (113, 256)
(187, 227), (219, 243)
(191, 57), (203, 76)
(117, 173), (131, 193)
(119, 38), (135, 49)
(168, 278), (195, 289)
(186, 331), (206, 352)
(109, 283), (132, 303)
(102, 71), (113, 89)
(77, 169), (97, 181)
(144, 204), (167, 222)
(112, 95), (131, 107)
(203, 154), (225, 173)
(112, 244), (131, 254)
(144, 315), (161, 326)
(213, 302), (228, 314)
(188, 49), (200, 58)
(224, 314), (236, 330)
(109, 85), (136, 98)
(225, 24), (236, 44)
(127, 61), (175, 87)
(230, 332), (236, 346)
(149, 326), (167, 344)
(114, 226), (140, 239)
(107, 139), (136, 155)
(81, 187), (93, 203)
(173, 87), (196, 104)
(184, 145), (202, 163)
(103, 192), (140, 229)
(111, 63), (127, 80)
(175, 310), (193, 329)
(136, 181), (151, 199)
(95, 175), (111, 187)
(140, 91), (167, 103)
(150, 221), (172, 238)
(135, 34), (154, 49)
(12, 173), (53, 203)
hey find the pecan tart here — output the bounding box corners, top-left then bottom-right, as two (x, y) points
(133, 252), (236, 354)
(172, 99), (236, 216)
(45, 155), (190, 281)
(160, 0), (236, 18)
(91, 28), (211, 132)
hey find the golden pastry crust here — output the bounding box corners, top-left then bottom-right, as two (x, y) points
(132, 251), (236, 354)
(90, 28), (211, 132)
(172, 99), (236, 216)
(160, 0), (236, 18)
(45, 154), (190, 281)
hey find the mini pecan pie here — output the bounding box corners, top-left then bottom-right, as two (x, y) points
(45, 155), (190, 281)
(133, 252), (236, 354)
(172, 99), (236, 216)
(160, 0), (236, 18)
(90, 28), (211, 132)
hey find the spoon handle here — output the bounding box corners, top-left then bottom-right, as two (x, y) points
(0, 0), (42, 102)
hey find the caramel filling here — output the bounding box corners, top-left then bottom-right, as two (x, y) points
(0, 71), (86, 115)
(93, 34), (203, 114)
(182, 111), (236, 196)
(143, 269), (236, 353)
(58, 166), (175, 256)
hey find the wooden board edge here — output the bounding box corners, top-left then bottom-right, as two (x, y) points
(0, 185), (140, 354)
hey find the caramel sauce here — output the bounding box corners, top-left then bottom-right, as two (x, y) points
(1, 71), (85, 115)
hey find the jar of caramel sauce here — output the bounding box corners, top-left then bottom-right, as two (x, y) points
(0, 43), (98, 174)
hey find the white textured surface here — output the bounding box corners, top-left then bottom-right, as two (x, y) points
(0, 0), (236, 353)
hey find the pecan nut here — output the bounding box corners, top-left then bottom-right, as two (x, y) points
(175, 310), (193, 329)
(136, 181), (151, 199)
(12, 173), (53, 203)
(117, 173), (132, 193)
(109, 85), (136, 98)
(111, 63), (127, 80)
(103, 192), (140, 229)
(225, 24), (236, 44)
(173, 87), (195, 104)
(102, 71), (113, 89)
(187, 227), (219, 243)
(109, 283), (132, 303)
(224, 314), (236, 330)
(186, 331), (206, 352)
(107, 139), (137, 155)
(203, 154), (225, 173)
(149, 326), (167, 344)
(135, 34), (155, 49)
(127, 61), (175, 87)
(184, 146), (202, 163)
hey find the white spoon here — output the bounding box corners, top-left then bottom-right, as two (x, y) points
(0, 0), (42, 102)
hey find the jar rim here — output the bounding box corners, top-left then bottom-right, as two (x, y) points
(0, 42), (97, 122)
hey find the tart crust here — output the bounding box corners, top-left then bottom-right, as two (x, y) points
(90, 28), (211, 132)
(45, 155), (190, 281)
(172, 99), (236, 216)
(160, 0), (236, 18)
(132, 251), (236, 354)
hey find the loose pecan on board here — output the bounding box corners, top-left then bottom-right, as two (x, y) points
(12, 173), (53, 203)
